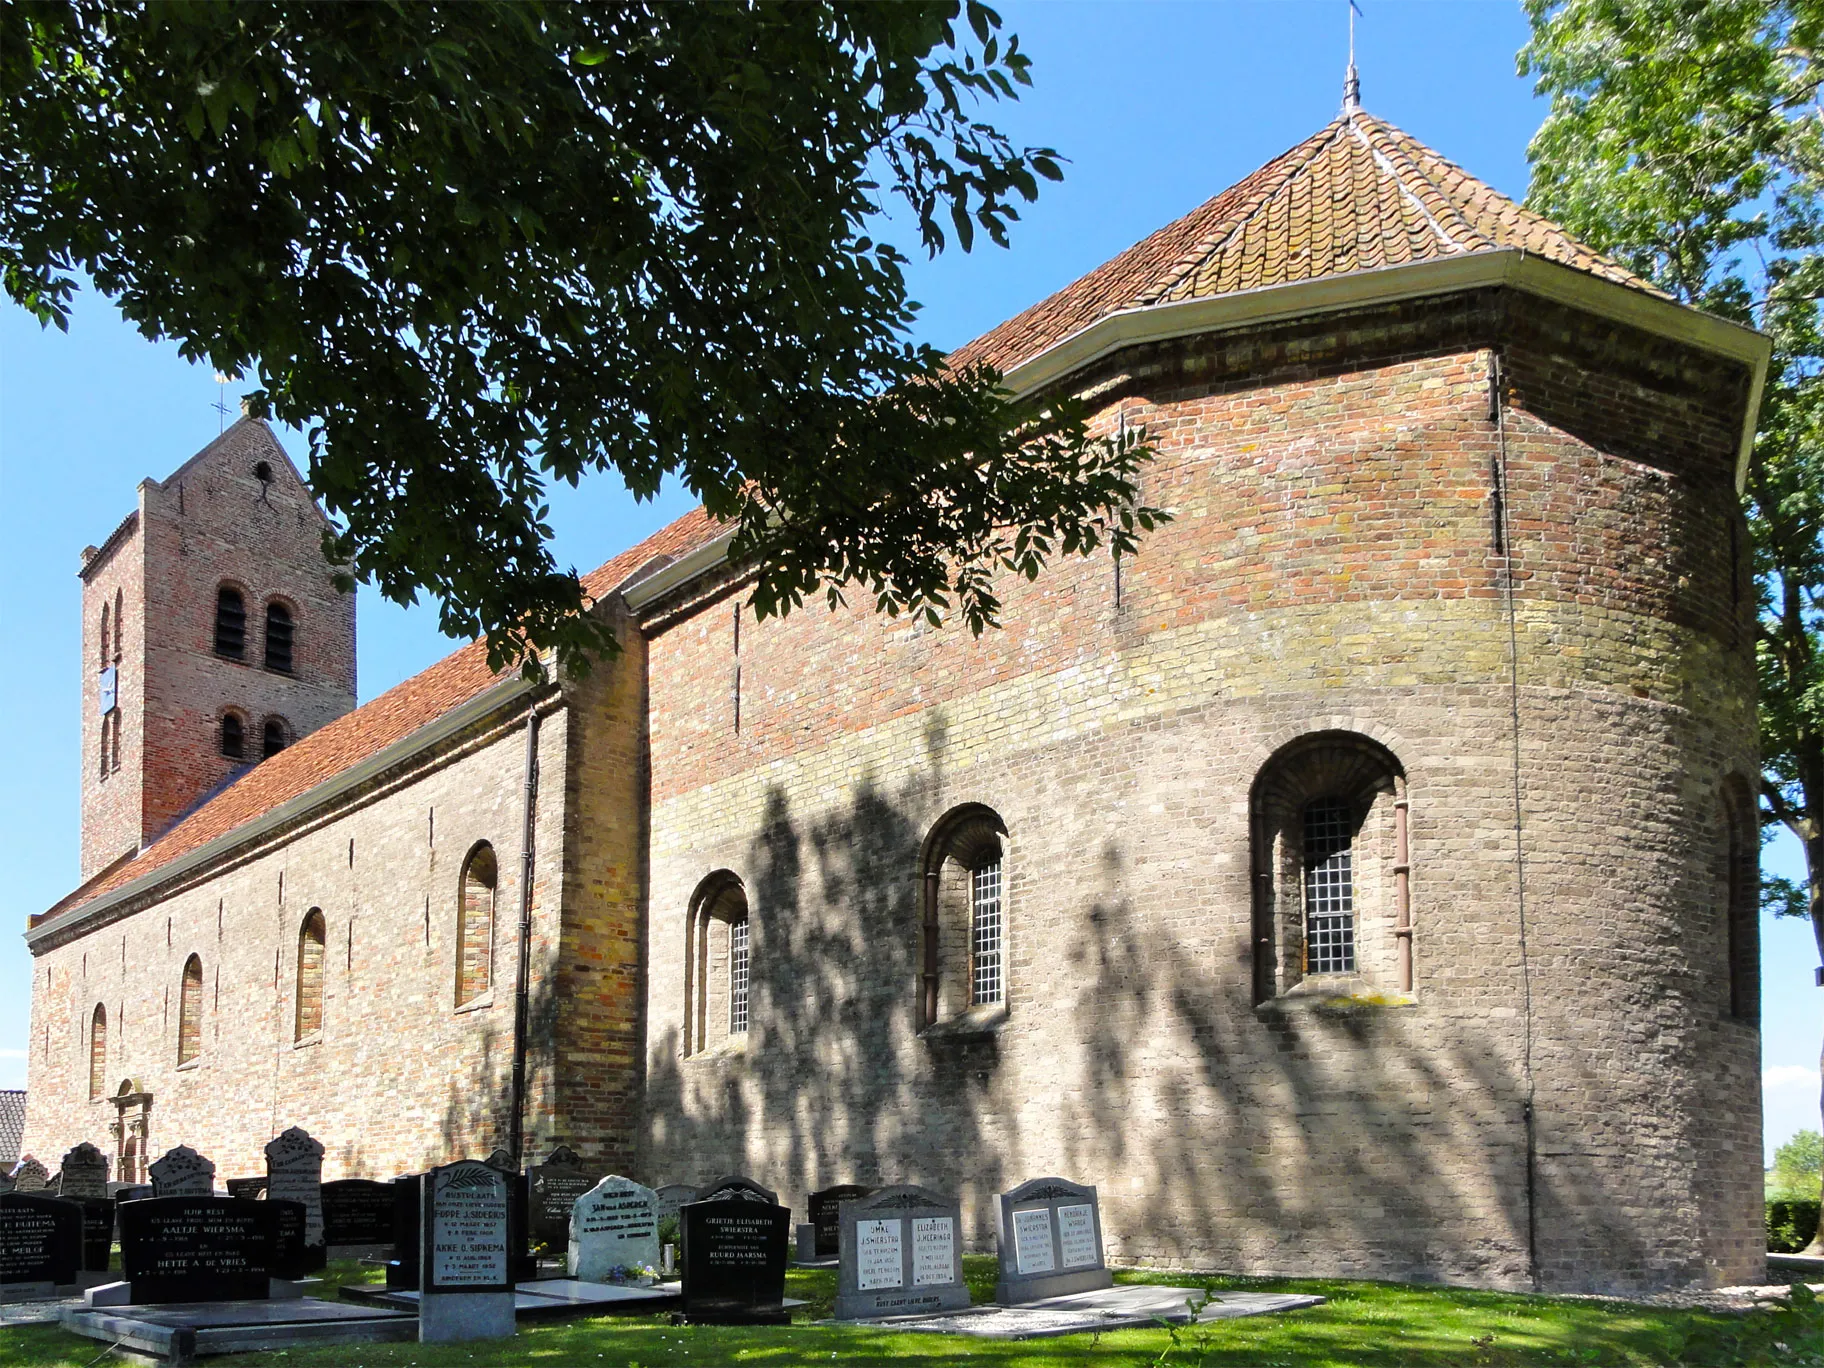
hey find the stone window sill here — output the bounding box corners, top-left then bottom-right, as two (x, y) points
(685, 1035), (749, 1063)
(919, 1003), (1009, 1041)
(455, 993), (495, 1015)
(293, 1032), (322, 1050)
(175, 1057), (201, 1072)
(1259, 978), (1416, 1015)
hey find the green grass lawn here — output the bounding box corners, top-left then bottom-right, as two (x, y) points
(5, 1258), (1821, 1367)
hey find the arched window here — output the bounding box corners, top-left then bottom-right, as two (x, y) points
(684, 872), (749, 1054)
(264, 601), (294, 673)
(88, 1005), (107, 1100)
(99, 602), (110, 668)
(457, 844), (497, 1007)
(262, 717), (288, 760)
(177, 955), (203, 1065)
(1250, 731), (1406, 1003)
(1724, 775), (1759, 1024)
(295, 910), (325, 1040)
(918, 804), (1009, 1031)
(214, 586), (246, 659)
(220, 712), (245, 760)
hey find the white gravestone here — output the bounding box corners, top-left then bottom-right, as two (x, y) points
(419, 1159), (514, 1344)
(569, 1175), (659, 1282)
(264, 1127), (325, 1250)
(833, 1185), (970, 1320)
(992, 1176), (1112, 1304)
(148, 1146), (214, 1198)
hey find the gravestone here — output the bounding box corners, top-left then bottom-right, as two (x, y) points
(808, 1183), (872, 1259)
(678, 1196), (791, 1324)
(149, 1145), (215, 1198)
(322, 1179), (396, 1250)
(0, 1192), (83, 1292)
(527, 1146), (598, 1260)
(695, 1175), (777, 1205)
(833, 1185), (969, 1320)
(419, 1159), (515, 1343)
(224, 1177), (268, 1200)
(77, 1198), (113, 1274)
(268, 1198), (317, 1280)
(0, 1170), (13, 1195)
(58, 1143), (109, 1200)
(114, 1184), (153, 1204)
(265, 1127), (325, 1267)
(119, 1195), (277, 1303)
(385, 1175), (419, 1289)
(568, 1175), (659, 1282)
(654, 1184), (695, 1227)
(482, 1149), (536, 1281)
(993, 1177), (1112, 1304)
(11, 1157), (49, 1193)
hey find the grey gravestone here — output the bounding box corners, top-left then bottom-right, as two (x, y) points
(58, 1143), (108, 1201)
(695, 1175), (777, 1205)
(808, 1183), (872, 1259)
(568, 1175), (659, 1282)
(11, 1157), (49, 1193)
(528, 1146), (598, 1259)
(265, 1127), (325, 1258)
(0, 1192), (83, 1291)
(654, 1184), (695, 1226)
(322, 1179), (395, 1248)
(119, 1195), (277, 1303)
(993, 1177), (1112, 1304)
(419, 1160), (515, 1343)
(678, 1196), (791, 1324)
(386, 1175), (419, 1289)
(834, 1185), (969, 1320)
(149, 1145), (215, 1198)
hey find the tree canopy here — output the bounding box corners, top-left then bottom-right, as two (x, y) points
(1, 1), (1160, 674)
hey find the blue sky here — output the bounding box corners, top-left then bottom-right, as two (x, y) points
(2, 0), (1817, 1162)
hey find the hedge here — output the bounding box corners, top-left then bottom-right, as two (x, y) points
(1768, 1199), (1820, 1253)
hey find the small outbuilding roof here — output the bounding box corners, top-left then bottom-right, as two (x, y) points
(0, 1091), (25, 1168)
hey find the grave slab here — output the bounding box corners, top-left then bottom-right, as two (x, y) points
(59, 1296), (415, 1361)
(878, 1283), (1326, 1339)
(353, 1278), (692, 1321)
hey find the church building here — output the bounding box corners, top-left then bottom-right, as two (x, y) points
(23, 104), (1770, 1294)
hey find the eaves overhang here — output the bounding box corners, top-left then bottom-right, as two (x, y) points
(622, 249), (1770, 617)
(26, 673), (540, 953)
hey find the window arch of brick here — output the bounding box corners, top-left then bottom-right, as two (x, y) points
(295, 909), (326, 1041)
(456, 843), (498, 1007)
(214, 584), (247, 659)
(262, 716), (290, 760)
(684, 871), (748, 1056)
(1723, 773), (1760, 1024)
(177, 955), (204, 1065)
(220, 710), (247, 761)
(917, 803), (1009, 1031)
(263, 599), (295, 673)
(88, 1004), (107, 1100)
(1250, 731), (1407, 1004)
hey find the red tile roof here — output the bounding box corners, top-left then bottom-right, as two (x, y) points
(950, 109), (1659, 377)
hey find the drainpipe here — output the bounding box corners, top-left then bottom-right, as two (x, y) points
(507, 699), (541, 1165)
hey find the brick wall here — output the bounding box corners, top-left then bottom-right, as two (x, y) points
(636, 289), (1760, 1294)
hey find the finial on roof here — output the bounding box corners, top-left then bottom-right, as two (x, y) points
(1343, 0), (1363, 113)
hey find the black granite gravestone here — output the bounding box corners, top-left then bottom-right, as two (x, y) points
(808, 1184), (872, 1258)
(224, 1177), (268, 1200)
(482, 1151), (537, 1281)
(78, 1197), (113, 1273)
(269, 1198), (326, 1278)
(322, 1179), (395, 1248)
(678, 1197), (791, 1325)
(695, 1175), (778, 1205)
(527, 1147), (598, 1262)
(119, 1195), (278, 1303)
(385, 1176), (419, 1289)
(0, 1192), (83, 1288)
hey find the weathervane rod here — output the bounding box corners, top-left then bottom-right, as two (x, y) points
(1344, 0), (1362, 113)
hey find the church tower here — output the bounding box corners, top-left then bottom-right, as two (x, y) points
(77, 419), (356, 881)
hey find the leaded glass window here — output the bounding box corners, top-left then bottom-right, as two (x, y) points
(1303, 798), (1356, 975)
(728, 917), (749, 1034)
(971, 860), (1004, 1005)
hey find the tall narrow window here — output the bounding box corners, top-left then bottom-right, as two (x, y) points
(99, 602), (111, 668)
(262, 718), (288, 760)
(295, 910), (325, 1040)
(113, 588), (123, 664)
(264, 602), (294, 673)
(214, 586), (246, 659)
(457, 844), (497, 1006)
(110, 712), (121, 773)
(970, 861), (1004, 1005)
(1303, 798), (1356, 975)
(220, 713), (245, 760)
(88, 1004), (107, 1100)
(728, 916), (750, 1034)
(177, 955), (203, 1065)
(1725, 779), (1760, 1024)
(98, 715), (110, 780)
